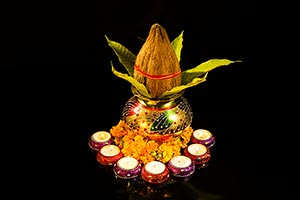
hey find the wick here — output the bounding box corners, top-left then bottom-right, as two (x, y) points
(99, 133), (104, 140)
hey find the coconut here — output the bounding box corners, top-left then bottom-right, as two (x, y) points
(134, 23), (182, 99)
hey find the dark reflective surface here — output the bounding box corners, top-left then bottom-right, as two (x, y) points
(18, 95), (293, 199)
(3, 1), (297, 199)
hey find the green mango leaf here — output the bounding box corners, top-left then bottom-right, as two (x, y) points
(111, 62), (151, 98)
(182, 59), (240, 85)
(159, 73), (208, 98)
(106, 33), (241, 100)
(171, 31), (184, 63)
(105, 35), (136, 76)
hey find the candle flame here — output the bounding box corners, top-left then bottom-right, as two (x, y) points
(194, 129), (212, 140)
(99, 133), (105, 140)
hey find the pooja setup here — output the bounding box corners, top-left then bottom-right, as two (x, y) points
(88, 23), (238, 196)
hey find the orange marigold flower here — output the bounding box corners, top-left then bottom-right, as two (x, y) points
(109, 120), (194, 164)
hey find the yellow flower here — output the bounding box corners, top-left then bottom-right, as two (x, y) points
(110, 120), (193, 165)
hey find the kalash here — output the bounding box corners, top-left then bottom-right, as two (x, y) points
(91, 23), (240, 169)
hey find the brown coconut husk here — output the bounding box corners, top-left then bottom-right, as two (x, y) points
(134, 23), (182, 99)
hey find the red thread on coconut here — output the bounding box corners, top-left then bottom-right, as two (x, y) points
(134, 64), (181, 80)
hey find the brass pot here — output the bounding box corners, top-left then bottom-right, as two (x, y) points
(122, 87), (193, 140)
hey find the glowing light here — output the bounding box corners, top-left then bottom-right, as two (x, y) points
(168, 113), (177, 121)
(133, 105), (141, 114)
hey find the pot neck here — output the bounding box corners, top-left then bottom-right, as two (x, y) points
(131, 86), (184, 107)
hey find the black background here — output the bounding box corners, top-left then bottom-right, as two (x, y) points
(1, 0), (298, 199)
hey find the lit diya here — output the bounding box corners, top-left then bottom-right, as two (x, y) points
(97, 144), (123, 165)
(113, 156), (142, 179)
(88, 131), (112, 151)
(141, 161), (169, 184)
(184, 143), (211, 167)
(167, 155), (195, 178)
(191, 129), (215, 148)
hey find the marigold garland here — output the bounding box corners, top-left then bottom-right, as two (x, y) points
(110, 120), (193, 165)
